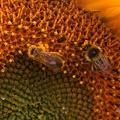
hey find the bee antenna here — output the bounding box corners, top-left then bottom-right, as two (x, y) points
(83, 44), (91, 51)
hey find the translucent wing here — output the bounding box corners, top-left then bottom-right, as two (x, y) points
(92, 54), (112, 74)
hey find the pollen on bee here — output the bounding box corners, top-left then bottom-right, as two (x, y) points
(7, 21), (12, 25)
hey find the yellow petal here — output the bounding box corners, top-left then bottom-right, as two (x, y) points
(77, 0), (120, 36)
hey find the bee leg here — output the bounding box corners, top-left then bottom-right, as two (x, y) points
(102, 48), (105, 54)
(91, 64), (98, 71)
(108, 57), (111, 63)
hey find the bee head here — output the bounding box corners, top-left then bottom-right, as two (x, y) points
(88, 47), (100, 59)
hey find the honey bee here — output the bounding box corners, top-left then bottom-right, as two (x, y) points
(82, 44), (112, 74)
(28, 45), (64, 72)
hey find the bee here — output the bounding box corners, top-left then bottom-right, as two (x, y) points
(82, 44), (112, 74)
(28, 45), (64, 72)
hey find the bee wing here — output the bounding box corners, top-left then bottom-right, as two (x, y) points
(92, 55), (112, 74)
(34, 49), (63, 71)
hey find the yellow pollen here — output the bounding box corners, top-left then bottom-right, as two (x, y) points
(92, 80), (95, 83)
(65, 46), (69, 50)
(42, 67), (45, 71)
(79, 47), (82, 51)
(84, 40), (89, 44)
(4, 42), (8, 46)
(111, 78), (115, 82)
(72, 75), (76, 78)
(100, 101), (104, 105)
(83, 71), (87, 74)
(112, 93), (116, 96)
(18, 25), (22, 29)
(63, 70), (67, 74)
(79, 81), (83, 84)
(4, 30), (8, 34)
(74, 42), (77, 45)
(43, 34), (47, 38)
(10, 45), (14, 49)
(106, 112), (110, 115)
(116, 117), (119, 120)
(41, 28), (45, 32)
(44, 44), (49, 49)
(96, 95), (100, 98)
(32, 35), (36, 38)
(112, 86), (116, 89)
(18, 50), (22, 54)
(1, 69), (5, 73)
(32, 21), (37, 25)
(24, 26), (29, 30)
(11, 32), (15, 36)
(7, 21), (12, 25)
(95, 109), (99, 112)
(51, 39), (54, 42)
(54, 31), (58, 35)
(20, 38), (24, 41)
(9, 59), (14, 62)
(58, 50), (62, 53)
(91, 87), (94, 90)
(99, 89), (103, 92)
(71, 53), (75, 57)
(75, 63), (79, 66)
(27, 44), (31, 47)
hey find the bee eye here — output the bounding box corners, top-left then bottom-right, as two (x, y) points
(88, 48), (100, 59)
(83, 44), (91, 51)
(30, 48), (35, 55)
